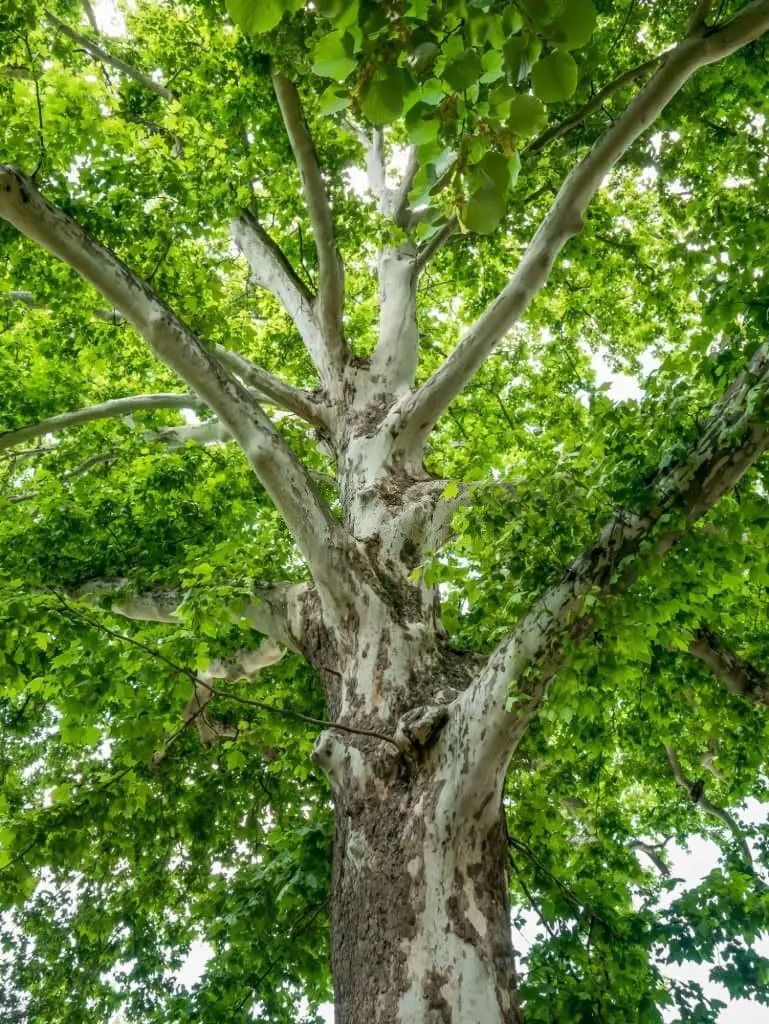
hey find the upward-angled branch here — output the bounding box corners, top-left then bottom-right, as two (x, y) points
(443, 334), (769, 820)
(229, 212), (330, 379)
(272, 74), (346, 380)
(0, 393), (203, 452)
(81, 0), (99, 33)
(393, 0), (769, 457)
(390, 146), (420, 229)
(213, 343), (330, 429)
(370, 243), (420, 391)
(362, 127), (389, 209)
(0, 166), (346, 587)
(525, 56), (664, 155)
(351, 126), (418, 229)
(665, 745), (753, 866)
(415, 217), (458, 273)
(687, 626), (769, 706)
(45, 10), (176, 101)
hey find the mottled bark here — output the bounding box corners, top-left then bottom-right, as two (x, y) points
(688, 627), (769, 706)
(315, 728), (520, 1024)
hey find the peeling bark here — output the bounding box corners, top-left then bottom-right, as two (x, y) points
(315, 726), (521, 1024)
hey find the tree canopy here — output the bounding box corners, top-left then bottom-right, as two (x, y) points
(1, 0), (769, 1022)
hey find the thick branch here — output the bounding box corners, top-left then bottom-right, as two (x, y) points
(143, 420), (230, 447)
(70, 577), (309, 651)
(352, 127), (418, 229)
(45, 10), (175, 101)
(272, 74), (345, 378)
(0, 167), (345, 585)
(1, 285), (319, 424)
(0, 393), (203, 452)
(393, 0), (769, 457)
(370, 243), (420, 391)
(214, 342), (329, 429)
(363, 127), (389, 209)
(443, 336), (769, 820)
(687, 627), (769, 706)
(229, 213), (330, 379)
(81, 0), (99, 33)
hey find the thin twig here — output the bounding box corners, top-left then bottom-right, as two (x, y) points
(526, 55), (664, 155)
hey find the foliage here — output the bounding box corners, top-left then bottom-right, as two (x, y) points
(0, 0), (768, 1021)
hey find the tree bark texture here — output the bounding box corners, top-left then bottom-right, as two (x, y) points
(315, 712), (521, 1024)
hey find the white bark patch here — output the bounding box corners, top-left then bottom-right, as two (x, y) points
(398, 826), (506, 1024)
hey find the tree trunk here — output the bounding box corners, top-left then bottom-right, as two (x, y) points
(318, 732), (522, 1024)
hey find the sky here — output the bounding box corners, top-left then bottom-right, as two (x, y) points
(83, 1), (767, 1020)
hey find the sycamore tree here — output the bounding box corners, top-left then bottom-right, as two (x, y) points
(2, 0), (769, 1020)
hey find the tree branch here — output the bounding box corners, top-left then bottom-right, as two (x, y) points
(229, 212), (331, 380)
(350, 126), (418, 229)
(45, 10), (176, 101)
(0, 166), (346, 586)
(442, 334), (769, 822)
(630, 840), (671, 876)
(525, 56), (664, 155)
(369, 243), (420, 390)
(664, 745), (753, 866)
(390, 146), (420, 229)
(415, 217), (457, 273)
(6, 452), (113, 503)
(362, 126), (389, 209)
(143, 420), (231, 447)
(176, 640), (285, 752)
(272, 74), (346, 379)
(69, 577), (310, 652)
(81, 0), (99, 33)
(213, 343), (330, 429)
(1, 285), (320, 425)
(392, 0), (769, 458)
(0, 393), (203, 452)
(1, 287), (125, 323)
(687, 626), (769, 706)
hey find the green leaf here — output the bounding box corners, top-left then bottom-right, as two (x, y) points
(502, 34), (541, 82)
(226, 0), (285, 34)
(506, 94), (547, 137)
(550, 0), (597, 51)
(410, 40), (439, 72)
(532, 50), (579, 103)
(405, 102), (441, 145)
(312, 30), (357, 79)
(442, 480), (460, 500)
(469, 151), (512, 193)
(318, 84), (352, 115)
(361, 67), (407, 125)
(442, 49), (483, 92)
(461, 186), (507, 235)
